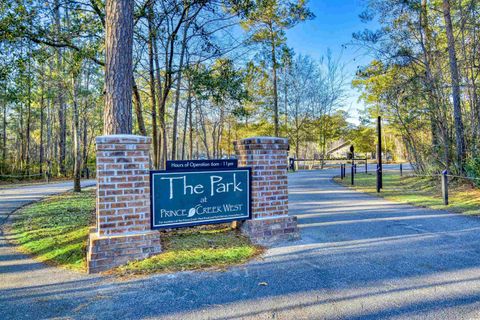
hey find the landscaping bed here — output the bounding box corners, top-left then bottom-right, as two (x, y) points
(9, 190), (261, 273)
(116, 226), (262, 275)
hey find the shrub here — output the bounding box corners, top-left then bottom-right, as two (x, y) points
(465, 157), (480, 187)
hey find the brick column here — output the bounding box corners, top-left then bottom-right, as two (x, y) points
(86, 135), (161, 273)
(234, 137), (300, 245)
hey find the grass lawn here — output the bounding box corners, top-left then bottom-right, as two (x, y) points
(10, 190), (261, 274)
(10, 190), (96, 271)
(334, 172), (480, 215)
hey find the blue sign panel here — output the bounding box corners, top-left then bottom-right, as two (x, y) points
(150, 168), (251, 229)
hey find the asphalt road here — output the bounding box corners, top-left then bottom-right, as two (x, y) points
(2, 169), (480, 319)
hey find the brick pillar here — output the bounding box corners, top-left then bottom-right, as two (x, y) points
(86, 135), (161, 273)
(234, 137), (300, 245)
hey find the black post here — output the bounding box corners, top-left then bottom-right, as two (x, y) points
(342, 164), (345, 179)
(376, 165), (381, 193)
(354, 164), (357, 174)
(365, 156), (368, 174)
(377, 116), (383, 189)
(442, 170), (449, 205)
(340, 164), (343, 179)
(400, 163), (403, 177)
(289, 158), (295, 172)
(351, 164), (354, 185)
(350, 145), (355, 185)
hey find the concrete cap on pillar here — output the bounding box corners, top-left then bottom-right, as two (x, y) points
(236, 136), (288, 144)
(96, 134), (151, 144)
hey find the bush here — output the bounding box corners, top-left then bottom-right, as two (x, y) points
(465, 157), (480, 187)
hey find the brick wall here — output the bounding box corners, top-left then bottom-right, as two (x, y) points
(96, 135), (151, 236)
(234, 137), (300, 245)
(87, 135), (161, 273)
(234, 137), (289, 219)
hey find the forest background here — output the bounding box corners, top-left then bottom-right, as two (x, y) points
(1, 0), (479, 188)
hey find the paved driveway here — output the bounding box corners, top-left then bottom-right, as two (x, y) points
(1, 170), (480, 319)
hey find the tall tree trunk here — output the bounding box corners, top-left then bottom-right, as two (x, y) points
(58, 96), (66, 176)
(181, 101), (189, 160)
(19, 105), (24, 171)
(147, 6), (159, 168)
(181, 79), (192, 160)
(25, 43), (32, 175)
(153, 31), (167, 168)
(458, 1), (480, 149)
(104, 0), (134, 134)
(82, 66), (90, 175)
(46, 65), (53, 178)
(217, 107), (225, 157)
(227, 121), (232, 156)
(54, 0), (67, 175)
(72, 75), (82, 192)
(132, 78), (147, 136)
(189, 98), (194, 159)
(156, 3), (197, 164)
(155, 3), (193, 166)
(1, 87), (6, 171)
(82, 116), (88, 173)
(442, 0), (467, 173)
(39, 73), (45, 174)
(171, 16), (190, 160)
(271, 39), (279, 137)
(211, 124), (217, 158)
(294, 107), (300, 157)
(197, 102), (210, 158)
(419, 0), (443, 167)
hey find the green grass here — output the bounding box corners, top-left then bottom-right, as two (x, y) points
(335, 172), (480, 215)
(10, 190), (96, 271)
(116, 226), (262, 275)
(10, 190), (261, 274)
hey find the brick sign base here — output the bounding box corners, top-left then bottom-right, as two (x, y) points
(240, 216), (299, 245)
(87, 230), (161, 273)
(86, 135), (161, 273)
(234, 137), (300, 245)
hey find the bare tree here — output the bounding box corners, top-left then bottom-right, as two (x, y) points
(442, 0), (466, 173)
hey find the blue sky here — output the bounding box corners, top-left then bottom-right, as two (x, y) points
(285, 0), (377, 124)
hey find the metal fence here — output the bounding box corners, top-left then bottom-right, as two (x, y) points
(289, 157), (370, 171)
